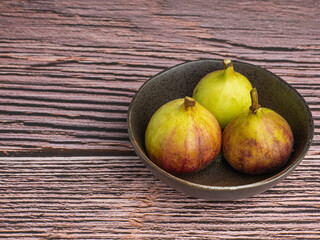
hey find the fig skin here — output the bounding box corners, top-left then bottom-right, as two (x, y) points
(222, 88), (294, 175)
(193, 59), (252, 129)
(145, 97), (221, 175)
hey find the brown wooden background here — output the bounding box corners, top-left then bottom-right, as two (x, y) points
(0, 0), (319, 239)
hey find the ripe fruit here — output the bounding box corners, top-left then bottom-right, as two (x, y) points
(222, 88), (294, 175)
(193, 59), (252, 129)
(145, 96), (221, 175)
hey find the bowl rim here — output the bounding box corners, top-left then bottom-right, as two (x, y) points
(127, 58), (314, 191)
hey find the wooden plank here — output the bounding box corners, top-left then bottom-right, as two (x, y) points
(0, 156), (319, 239)
(0, 0), (319, 156)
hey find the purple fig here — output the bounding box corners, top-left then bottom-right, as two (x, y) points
(145, 97), (221, 175)
(222, 88), (294, 175)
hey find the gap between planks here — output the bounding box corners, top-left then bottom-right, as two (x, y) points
(0, 155), (140, 161)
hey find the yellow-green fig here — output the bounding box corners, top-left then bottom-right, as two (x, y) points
(193, 59), (252, 129)
(222, 88), (294, 175)
(145, 97), (221, 175)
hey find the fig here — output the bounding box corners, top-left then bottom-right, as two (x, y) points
(145, 96), (221, 175)
(222, 88), (294, 175)
(193, 59), (252, 129)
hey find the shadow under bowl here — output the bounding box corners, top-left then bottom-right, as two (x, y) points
(127, 59), (314, 201)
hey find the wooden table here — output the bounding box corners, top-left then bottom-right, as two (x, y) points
(0, 0), (319, 239)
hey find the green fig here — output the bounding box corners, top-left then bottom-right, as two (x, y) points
(193, 59), (252, 129)
(145, 96), (221, 175)
(222, 88), (294, 175)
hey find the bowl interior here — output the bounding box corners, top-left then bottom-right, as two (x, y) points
(128, 59), (313, 187)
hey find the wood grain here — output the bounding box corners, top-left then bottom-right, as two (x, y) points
(0, 156), (319, 239)
(0, 0), (319, 156)
(0, 0), (319, 239)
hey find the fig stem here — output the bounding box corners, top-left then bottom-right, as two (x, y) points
(184, 96), (196, 109)
(223, 59), (233, 70)
(250, 88), (261, 113)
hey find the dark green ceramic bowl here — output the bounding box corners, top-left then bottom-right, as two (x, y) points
(127, 59), (314, 201)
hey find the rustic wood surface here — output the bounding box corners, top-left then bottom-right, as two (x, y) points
(0, 0), (319, 239)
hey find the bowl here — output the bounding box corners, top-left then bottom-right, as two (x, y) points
(127, 59), (314, 201)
